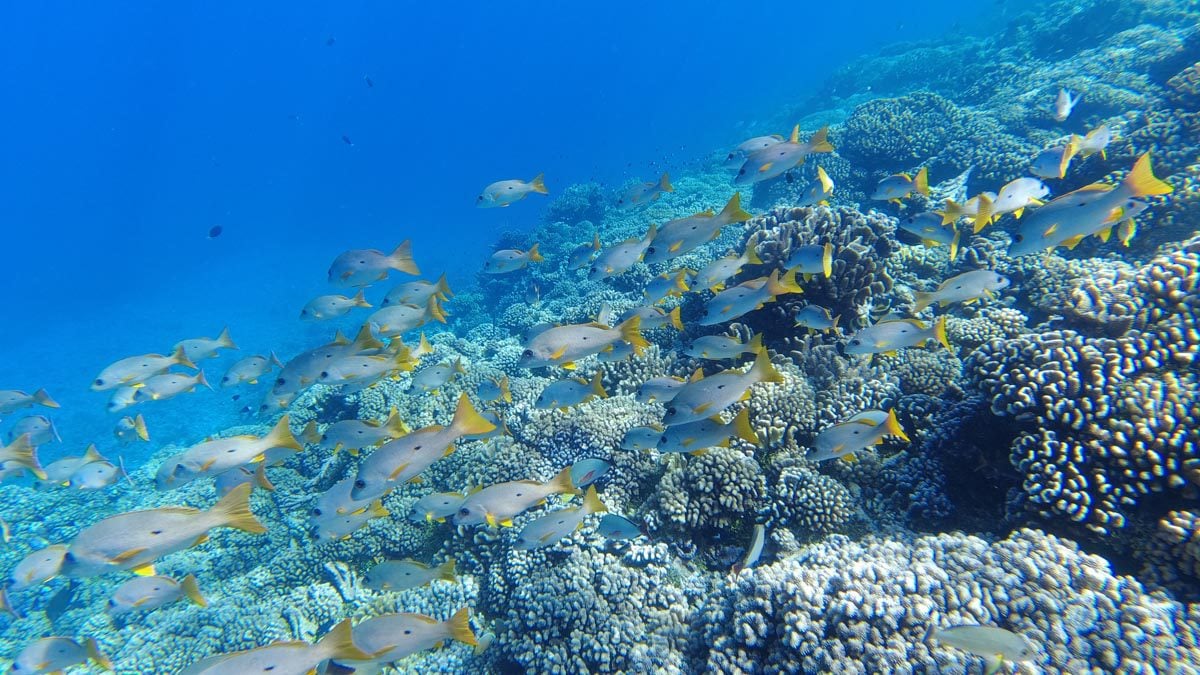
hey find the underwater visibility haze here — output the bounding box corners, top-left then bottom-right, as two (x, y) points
(1, 0), (1200, 672)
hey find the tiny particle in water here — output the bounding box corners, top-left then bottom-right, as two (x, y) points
(208, 225), (223, 239)
(325, 37), (335, 46)
(342, 135), (353, 146)
(364, 75), (374, 88)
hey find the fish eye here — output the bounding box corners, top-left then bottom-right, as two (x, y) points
(94, 378), (105, 386)
(1013, 234), (1024, 242)
(666, 407), (676, 415)
(276, 378), (287, 386)
(354, 479), (366, 489)
(738, 168), (746, 176)
(319, 372), (329, 378)
(459, 507), (470, 515)
(850, 339), (861, 346)
(312, 508), (323, 516)
(522, 349), (534, 357)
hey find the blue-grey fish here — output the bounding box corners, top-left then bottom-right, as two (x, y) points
(300, 290), (371, 320)
(844, 317), (950, 356)
(796, 166), (834, 207)
(454, 467), (579, 527)
(41, 445), (103, 487)
(0, 388), (59, 413)
(518, 317), (647, 369)
(793, 304), (840, 333)
(734, 126), (834, 185)
(726, 134), (784, 165)
(694, 247), (763, 293)
(644, 269), (691, 305)
(937, 192), (995, 234)
(657, 408), (759, 455)
(108, 574), (206, 615)
(636, 375), (689, 404)
(175, 327), (237, 362)
(644, 194), (752, 264)
(933, 624), (1037, 675)
(784, 242), (833, 278)
(305, 409), (409, 455)
(589, 224), (657, 281)
(8, 415), (60, 446)
(476, 174), (548, 208)
(213, 464), (274, 498)
(10, 544), (68, 590)
(990, 177), (1049, 224)
(155, 416), (302, 490)
(317, 351), (414, 388)
(597, 513), (642, 540)
(477, 375), (512, 404)
(410, 358), (466, 394)
(364, 558), (456, 592)
(685, 333), (762, 361)
(618, 172), (673, 208)
(698, 268), (803, 325)
(1053, 88), (1079, 122)
(69, 458), (130, 490)
(132, 370), (212, 402)
(809, 409), (909, 462)
(897, 212), (961, 259)
(368, 297), (447, 338)
(483, 244), (545, 274)
(1029, 137), (1081, 180)
(92, 347), (195, 391)
(913, 270), (1010, 312)
(535, 371), (607, 410)
(515, 486), (607, 549)
(409, 491), (467, 523)
(621, 425), (665, 451)
(220, 353), (284, 387)
(336, 609), (476, 669)
(871, 167), (929, 202)
(310, 476), (389, 540)
(328, 240), (420, 287)
(1009, 153), (1171, 256)
(1078, 124), (1111, 160)
(569, 458), (611, 487)
(619, 305), (683, 332)
(179, 619), (370, 675)
(569, 232), (602, 269)
(381, 274), (453, 307)
(11, 637), (111, 674)
(662, 349), (783, 426)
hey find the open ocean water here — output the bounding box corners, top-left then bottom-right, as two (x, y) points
(1, 0), (1198, 672)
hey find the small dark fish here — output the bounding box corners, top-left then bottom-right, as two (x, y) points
(45, 580), (77, 626)
(785, 172), (794, 184)
(364, 75), (374, 88)
(341, 135), (353, 146)
(208, 225), (223, 239)
(325, 37), (336, 46)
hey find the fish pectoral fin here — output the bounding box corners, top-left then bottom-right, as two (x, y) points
(387, 463), (411, 480)
(669, 240), (684, 252)
(758, 162), (773, 173)
(549, 345), (568, 360)
(1043, 223), (1059, 237)
(499, 518), (514, 527)
(485, 513), (497, 527)
(112, 547), (149, 563)
(693, 402), (713, 415)
(194, 534), (209, 546)
(839, 453), (859, 464)
(561, 362), (576, 370)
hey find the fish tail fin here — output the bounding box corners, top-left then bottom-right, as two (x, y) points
(949, 228), (961, 261)
(808, 126), (834, 153)
(821, 242), (833, 278)
(550, 465), (581, 496)
(883, 408), (910, 442)
(914, 167), (929, 196)
(913, 291), (934, 314)
(749, 348), (784, 384)
(388, 240), (421, 276)
(254, 463), (275, 491)
(133, 413), (149, 441)
(816, 165), (834, 192)
(933, 315), (951, 351)
(745, 244), (763, 265)
(32, 388), (59, 408)
(617, 316), (649, 355)
(937, 200), (961, 225)
(500, 375), (513, 403)
(746, 332), (764, 355)
(436, 271), (454, 298)
(195, 370), (213, 391)
(317, 618), (374, 662)
(451, 393), (497, 437)
(352, 323), (385, 352)
(583, 485), (608, 514)
(668, 306), (684, 331)
(732, 408), (760, 445)
(384, 408), (410, 437)
(1060, 136), (1082, 177)
(209, 483), (267, 534)
(527, 242), (545, 263)
(766, 267), (803, 297)
(172, 345), (198, 370)
(437, 557), (457, 582)
(351, 289), (372, 308)
(1124, 152), (1173, 197)
(529, 173), (549, 194)
(973, 193), (994, 234)
(301, 420), (322, 445)
(217, 326), (238, 351)
(414, 332), (434, 358)
(591, 370), (608, 399)
(448, 607), (479, 647)
(264, 414), (303, 452)
(660, 171), (674, 192)
(85, 638), (113, 670)
(6, 434), (46, 480)
(673, 270), (691, 293)
(427, 296), (448, 324)
(181, 573), (208, 607)
(719, 192), (752, 223)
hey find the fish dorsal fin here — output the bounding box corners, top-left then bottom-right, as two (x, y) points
(689, 368), (704, 382)
(788, 124), (800, 144)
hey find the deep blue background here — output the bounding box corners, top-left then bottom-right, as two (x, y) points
(0, 1), (1025, 464)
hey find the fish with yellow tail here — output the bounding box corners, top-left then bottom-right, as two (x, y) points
(657, 407), (760, 455)
(845, 316), (950, 356)
(643, 193), (752, 264)
(220, 352), (284, 387)
(328, 240), (420, 287)
(518, 316), (647, 369)
(107, 573), (207, 615)
(931, 624), (1036, 675)
(734, 125), (834, 185)
(155, 416), (302, 490)
(535, 370), (607, 410)
(477, 375), (512, 404)
(60, 482), (266, 578)
(382, 273), (453, 307)
(454, 466), (580, 527)
(92, 347), (195, 391)
(175, 327), (237, 361)
(408, 491), (467, 524)
(726, 134), (784, 166)
(662, 348), (783, 426)
(0, 388), (59, 413)
(990, 177), (1049, 222)
(937, 192), (995, 235)
(132, 370), (212, 402)
(310, 476), (390, 541)
(516, 486), (607, 549)
(793, 304), (840, 333)
(410, 358), (466, 394)
(808, 409), (909, 462)
(317, 350), (415, 388)
(871, 167), (929, 203)
(644, 269), (692, 305)
(368, 295), (447, 338)
(570, 232), (602, 269)
(484, 243), (545, 274)
(300, 290), (371, 320)
(589, 223), (657, 280)
(180, 618), (371, 675)
(11, 636), (111, 674)
(307, 409), (409, 455)
(796, 166), (835, 207)
(1, 434), (46, 480)
(618, 171), (674, 208)
(698, 267), (803, 325)
(1077, 124), (1111, 160)
(912, 270), (1009, 313)
(1029, 136), (1081, 180)
(694, 246), (762, 293)
(476, 173), (548, 208)
(333, 608), (477, 670)
(685, 332), (763, 361)
(1009, 152), (1172, 257)
(785, 242), (833, 279)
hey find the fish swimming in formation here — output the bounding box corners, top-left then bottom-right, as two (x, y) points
(1029, 137), (1080, 180)
(317, 351), (414, 388)
(569, 458), (611, 487)
(8, 415), (60, 446)
(515, 486), (607, 549)
(328, 241), (420, 287)
(589, 223), (657, 280)
(179, 618), (370, 675)
(476, 173), (549, 208)
(643, 193), (752, 264)
(808, 409), (909, 462)
(871, 167), (929, 202)
(61, 482), (266, 578)
(685, 333), (763, 361)
(637, 375), (689, 404)
(844, 317), (950, 356)
(734, 125), (834, 185)
(989, 177), (1049, 223)
(132, 371), (212, 403)
(518, 317), (647, 369)
(175, 327), (238, 362)
(1077, 124), (1111, 160)
(333, 609), (477, 671)
(535, 371), (608, 410)
(107, 573), (207, 615)
(796, 166), (835, 207)
(40, 445), (105, 487)
(0, 388), (59, 413)
(92, 347), (195, 391)
(368, 297), (447, 338)
(698, 268), (804, 325)
(113, 414), (149, 444)
(657, 408), (759, 455)
(726, 134), (784, 165)
(793, 305), (840, 333)
(68, 458), (130, 490)
(913, 270), (1010, 312)
(1009, 153), (1172, 256)
(694, 246), (763, 293)
(618, 171), (674, 208)
(454, 466), (579, 527)
(409, 491), (468, 523)
(0, 434), (45, 480)
(220, 353), (284, 387)
(644, 269), (691, 305)
(310, 476), (389, 540)
(937, 193), (995, 234)
(569, 232), (602, 269)
(156, 416), (302, 490)
(662, 349), (783, 426)
(382, 274), (453, 307)
(10, 544), (68, 590)
(897, 210), (962, 257)
(305, 408), (409, 455)
(932, 624), (1037, 674)
(483, 244), (545, 274)
(785, 242), (833, 278)
(364, 558), (456, 592)
(10, 636), (111, 674)
(300, 290), (372, 320)
(1053, 88), (1079, 122)
(411, 358), (467, 394)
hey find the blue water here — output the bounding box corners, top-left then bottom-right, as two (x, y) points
(0, 0), (1028, 460)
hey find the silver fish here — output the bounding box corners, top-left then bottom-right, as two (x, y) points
(476, 174), (548, 208)
(328, 241), (420, 287)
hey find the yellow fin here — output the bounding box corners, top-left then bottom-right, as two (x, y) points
(131, 563), (156, 577)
